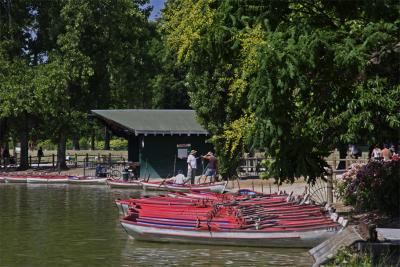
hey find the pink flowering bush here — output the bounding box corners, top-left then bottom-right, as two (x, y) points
(337, 158), (400, 215)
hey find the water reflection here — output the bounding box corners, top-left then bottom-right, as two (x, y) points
(0, 184), (313, 267)
(121, 240), (313, 267)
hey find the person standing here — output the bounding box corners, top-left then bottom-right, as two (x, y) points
(2, 146), (10, 166)
(381, 145), (392, 161)
(349, 144), (361, 159)
(371, 145), (382, 160)
(202, 151), (218, 183)
(187, 150), (197, 184)
(37, 147), (44, 167)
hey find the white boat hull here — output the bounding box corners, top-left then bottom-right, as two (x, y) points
(27, 177), (69, 184)
(121, 221), (341, 248)
(4, 177), (27, 183)
(68, 177), (107, 185)
(107, 180), (142, 189)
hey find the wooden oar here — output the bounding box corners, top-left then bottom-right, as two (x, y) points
(157, 179), (167, 189)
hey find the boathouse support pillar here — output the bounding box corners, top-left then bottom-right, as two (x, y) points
(128, 135), (139, 162)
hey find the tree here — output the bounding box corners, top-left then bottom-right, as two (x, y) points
(159, 0), (400, 182)
(0, 0), (37, 169)
(1, 0), (156, 169)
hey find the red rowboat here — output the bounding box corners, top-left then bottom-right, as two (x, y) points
(117, 191), (347, 248)
(141, 180), (227, 193)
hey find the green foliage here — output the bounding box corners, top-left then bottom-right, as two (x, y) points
(159, 0), (400, 182)
(337, 159), (400, 215)
(327, 247), (372, 267)
(37, 140), (57, 151)
(96, 138), (128, 150)
(0, 0), (155, 167)
(148, 32), (190, 109)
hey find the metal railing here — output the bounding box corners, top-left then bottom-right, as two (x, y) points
(24, 153), (126, 169)
(238, 155), (370, 178)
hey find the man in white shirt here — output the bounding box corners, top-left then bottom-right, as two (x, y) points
(173, 171), (188, 185)
(187, 150), (197, 184)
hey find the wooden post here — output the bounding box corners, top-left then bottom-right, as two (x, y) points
(57, 156), (61, 174)
(75, 153), (78, 168)
(261, 182), (264, 193)
(29, 155), (32, 167)
(83, 158), (86, 177)
(252, 180), (254, 191)
(327, 169), (334, 204)
(52, 154), (55, 168)
(269, 183), (271, 194)
(86, 153), (89, 167)
(333, 155), (337, 173)
(173, 154), (176, 176)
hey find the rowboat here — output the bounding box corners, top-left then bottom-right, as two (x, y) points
(0, 173), (71, 183)
(107, 179), (143, 189)
(141, 180), (227, 193)
(27, 175), (69, 184)
(117, 191), (347, 248)
(2, 174), (28, 183)
(121, 219), (340, 247)
(68, 176), (108, 185)
(0, 176), (5, 183)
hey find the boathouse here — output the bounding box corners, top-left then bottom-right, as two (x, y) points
(91, 109), (213, 178)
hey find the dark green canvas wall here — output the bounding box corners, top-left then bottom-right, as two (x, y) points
(137, 135), (212, 178)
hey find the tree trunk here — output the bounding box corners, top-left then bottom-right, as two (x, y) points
(0, 118), (4, 142)
(57, 132), (67, 170)
(19, 128), (29, 170)
(104, 127), (110, 150)
(72, 137), (80, 150)
(0, 119), (5, 162)
(90, 132), (95, 150)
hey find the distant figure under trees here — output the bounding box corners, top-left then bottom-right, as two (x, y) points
(37, 147), (44, 166)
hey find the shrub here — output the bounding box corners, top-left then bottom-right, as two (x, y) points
(327, 247), (372, 267)
(109, 138), (128, 150)
(37, 139), (57, 150)
(95, 139), (128, 150)
(337, 159), (400, 215)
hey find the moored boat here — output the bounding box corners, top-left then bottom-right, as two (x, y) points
(26, 175), (69, 184)
(141, 180), (227, 193)
(107, 179), (143, 189)
(68, 176), (108, 185)
(117, 191), (347, 248)
(0, 173), (71, 183)
(3, 175), (28, 183)
(120, 218), (341, 248)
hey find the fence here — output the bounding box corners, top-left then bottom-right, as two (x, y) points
(238, 154), (371, 205)
(238, 154), (370, 179)
(24, 153), (126, 169)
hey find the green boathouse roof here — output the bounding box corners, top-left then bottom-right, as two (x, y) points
(91, 109), (209, 136)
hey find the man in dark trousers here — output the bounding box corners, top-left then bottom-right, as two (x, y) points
(37, 147), (44, 167)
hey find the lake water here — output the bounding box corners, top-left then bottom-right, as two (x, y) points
(0, 184), (314, 266)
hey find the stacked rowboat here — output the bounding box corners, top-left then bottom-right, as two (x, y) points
(0, 173), (106, 184)
(117, 190), (347, 248)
